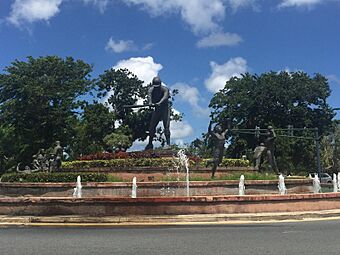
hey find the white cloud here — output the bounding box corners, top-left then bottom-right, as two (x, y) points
(7, 0), (62, 26)
(171, 121), (193, 139)
(174, 139), (185, 147)
(171, 82), (209, 116)
(83, 0), (109, 13)
(197, 32), (243, 48)
(105, 37), (154, 53)
(327, 75), (340, 86)
(227, 0), (259, 11)
(278, 0), (323, 8)
(105, 38), (137, 53)
(113, 56), (163, 85)
(205, 57), (248, 93)
(121, 0), (226, 35)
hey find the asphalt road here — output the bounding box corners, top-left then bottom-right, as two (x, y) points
(1, 220), (340, 255)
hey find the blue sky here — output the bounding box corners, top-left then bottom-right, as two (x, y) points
(0, 0), (340, 148)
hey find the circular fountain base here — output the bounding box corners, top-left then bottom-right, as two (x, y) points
(1, 193), (340, 216)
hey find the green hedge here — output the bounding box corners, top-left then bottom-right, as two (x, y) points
(0, 172), (108, 183)
(203, 158), (251, 167)
(62, 158), (176, 170)
(62, 158), (250, 170)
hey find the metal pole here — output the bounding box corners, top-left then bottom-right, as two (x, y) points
(315, 128), (322, 179)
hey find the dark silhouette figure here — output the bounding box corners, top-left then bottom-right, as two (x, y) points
(206, 121), (229, 178)
(264, 126), (278, 174)
(145, 77), (171, 150)
(52, 141), (63, 171)
(252, 126), (279, 173)
(253, 143), (266, 170)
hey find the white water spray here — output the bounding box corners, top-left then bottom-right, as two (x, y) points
(131, 177), (137, 198)
(333, 173), (338, 193)
(337, 173), (340, 192)
(177, 149), (190, 197)
(313, 174), (321, 194)
(239, 175), (245, 196)
(72, 175), (82, 198)
(278, 174), (287, 195)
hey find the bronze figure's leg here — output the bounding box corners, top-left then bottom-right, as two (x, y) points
(162, 106), (171, 146)
(145, 110), (161, 150)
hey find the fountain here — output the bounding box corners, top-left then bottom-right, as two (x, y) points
(333, 173), (338, 193)
(131, 177), (137, 198)
(337, 173), (340, 192)
(177, 149), (190, 197)
(72, 175), (82, 198)
(278, 174), (287, 195)
(313, 174), (321, 194)
(239, 175), (245, 195)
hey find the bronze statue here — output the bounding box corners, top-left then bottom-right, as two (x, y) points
(51, 141), (63, 171)
(32, 149), (48, 171)
(16, 142), (64, 173)
(252, 126), (279, 173)
(253, 143), (266, 170)
(145, 77), (171, 150)
(264, 126), (278, 173)
(206, 121), (229, 178)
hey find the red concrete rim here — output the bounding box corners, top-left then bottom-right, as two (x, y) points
(0, 192), (338, 204)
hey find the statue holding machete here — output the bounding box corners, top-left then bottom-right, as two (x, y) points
(124, 76), (171, 150)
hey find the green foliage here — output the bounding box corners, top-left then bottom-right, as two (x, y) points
(217, 172), (278, 181)
(0, 56), (93, 164)
(106, 174), (127, 182)
(63, 158), (176, 169)
(72, 102), (115, 157)
(161, 172), (278, 181)
(197, 158), (250, 167)
(208, 71), (335, 173)
(63, 157), (250, 170)
(104, 126), (133, 151)
(0, 172), (107, 182)
(210, 72), (334, 133)
(96, 68), (151, 142)
(187, 138), (212, 158)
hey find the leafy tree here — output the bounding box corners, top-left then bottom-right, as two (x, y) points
(0, 56), (93, 164)
(96, 68), (150, 142)
(209, 71), (335, 173)
(71, 102), (115, 157)
(104, 126), (133, 152)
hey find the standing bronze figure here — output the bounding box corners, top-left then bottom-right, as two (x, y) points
(51, 141), (63, 171)
(264, 126), (278, 174)
(253, 143), (266, 170)
(206, 121), (229, 178)
(145, 77), (171, 150)
(253, 126), (279, 173)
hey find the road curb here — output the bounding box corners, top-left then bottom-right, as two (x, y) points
(2, 210), (340, 227)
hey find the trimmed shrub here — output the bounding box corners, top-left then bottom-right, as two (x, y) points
(62, 157), (250, 170)
(198, 158), (250, 167)
(63, 158), (177, 170)
(77, 150), (201, 161)
(0, 172), (108, 183)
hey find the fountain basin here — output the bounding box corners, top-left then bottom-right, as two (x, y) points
(1, 192), (340, 216)
(0, 179), (312, 197)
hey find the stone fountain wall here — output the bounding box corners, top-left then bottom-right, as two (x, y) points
(0, 179), (312, 198)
